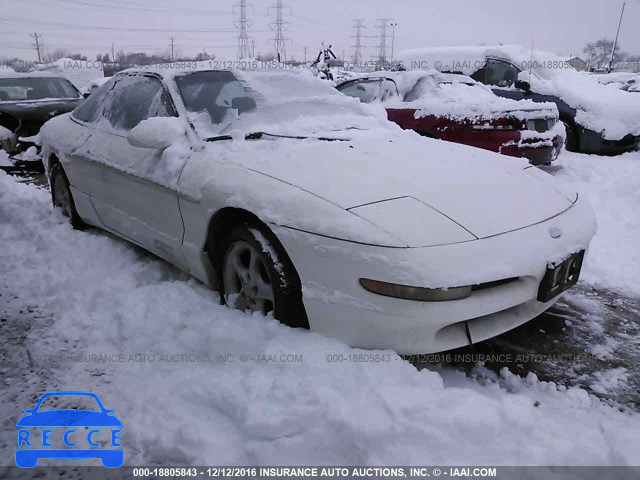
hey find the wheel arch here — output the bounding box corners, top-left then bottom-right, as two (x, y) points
(203, 207), (303, 288)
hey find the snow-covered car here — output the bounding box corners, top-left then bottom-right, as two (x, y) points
(39, 67), (597, 354)
(0, 71), (84, 155)
(336, 71), (564, 165)
(397, 46), (640, 155)
(592, 72), (640, 93)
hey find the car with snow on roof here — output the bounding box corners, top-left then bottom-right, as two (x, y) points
(0, 71), (84, 160)
(39, 65), (596, 354)
(336, 70), (564, 165)
(397, 46), (640, 155)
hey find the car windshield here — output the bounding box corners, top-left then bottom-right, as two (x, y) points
(338, 78), (398, 103)
(403, 75), (495, 103)
(0, 77), (80, 101)
(175, 70), (257, 134)
(175, 70), (387, 138)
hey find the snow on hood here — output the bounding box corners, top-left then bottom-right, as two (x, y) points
(211, 128), (575, 241)
(397, 46), (640, 140)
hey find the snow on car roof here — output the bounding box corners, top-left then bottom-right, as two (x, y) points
(0, 70), (65, 79)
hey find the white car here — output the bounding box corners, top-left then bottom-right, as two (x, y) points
(40, 66), (597, 354)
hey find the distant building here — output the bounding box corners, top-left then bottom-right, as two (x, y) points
(567, 56), (588, 71)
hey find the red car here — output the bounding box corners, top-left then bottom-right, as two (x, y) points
(336, 72), (564, 165)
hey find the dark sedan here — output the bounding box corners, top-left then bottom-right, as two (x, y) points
(0, 72), (84, 157)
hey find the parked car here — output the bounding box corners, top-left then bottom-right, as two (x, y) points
(593, 72), (640, 93)
(0, 71), (84, 156)
(397, 46), (640, 155)
(336, 71), (564, 165)
(40, 67), (596, 354)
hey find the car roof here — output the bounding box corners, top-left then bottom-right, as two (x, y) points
(0, 70), (66, 80)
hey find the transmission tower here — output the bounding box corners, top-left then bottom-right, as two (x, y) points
(375, 18), (391, 65)
(350, 19), (365, 66)
(268, 0), (291, 62)
(233, 0), (253, 59)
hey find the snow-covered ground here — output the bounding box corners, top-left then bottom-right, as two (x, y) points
(1, 149), (639, 467)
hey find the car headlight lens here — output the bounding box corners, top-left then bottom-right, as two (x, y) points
(359, 278), (472, 302)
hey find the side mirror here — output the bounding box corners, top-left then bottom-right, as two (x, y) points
(128, 117), (185, 150)
(514, 79), (531, 91)
(82, 91), (91, 98)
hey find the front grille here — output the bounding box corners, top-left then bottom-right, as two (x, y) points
(526, 118), (555, 133)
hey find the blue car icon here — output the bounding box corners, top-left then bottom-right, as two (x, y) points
(16, 391), (123, 468)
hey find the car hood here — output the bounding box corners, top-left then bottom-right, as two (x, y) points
(0, 98), (82, 121)
(233, 132), (575, 243)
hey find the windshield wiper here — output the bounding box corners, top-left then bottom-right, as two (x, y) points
(205, 131), (348, 142)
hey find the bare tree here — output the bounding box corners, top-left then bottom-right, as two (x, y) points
(583, 38), (622, 71)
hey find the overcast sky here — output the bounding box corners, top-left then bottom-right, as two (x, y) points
(0, 0), (638, 63)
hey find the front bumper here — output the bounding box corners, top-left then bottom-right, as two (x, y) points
(275, 196), (596, 354)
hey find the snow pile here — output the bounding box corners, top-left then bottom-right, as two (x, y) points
(1, 169), (640, 466)
(549, 150), (640, 297)
(35, 57), (104, 90)
(397, 45), (640, 140)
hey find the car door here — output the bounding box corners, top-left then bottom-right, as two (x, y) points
(80, 74), (188, 268)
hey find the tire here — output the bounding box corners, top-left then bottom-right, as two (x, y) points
(216, 222), (308, 329)
(562, 120), (579, 152)
(50, 162), (86, 230)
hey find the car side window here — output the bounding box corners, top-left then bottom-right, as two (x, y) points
(479, 59), (521, 87)
(102, 75), (174, 131)
(72, 77), (118, 123)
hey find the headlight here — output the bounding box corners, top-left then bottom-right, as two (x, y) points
(359, 278), (472, 302)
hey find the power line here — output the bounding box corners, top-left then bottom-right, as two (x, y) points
(8, 0), (234, 15)
(0, 15), (250, 33)
(268, 0), (291, 61)
(233, 0), (253, 59)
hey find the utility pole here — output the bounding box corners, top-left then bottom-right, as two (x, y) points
(303, 45), (308, 63)
(233, 0), (253, 59)
(111, 42), (115, 63)
(375, 19), (391, 67)
(268, 0), (291, 62)
(30, 33), (42, 63)
(390, 22), (398, 64)
(350, 18), (365, 67)
(169, 36), (176, 62)
(608, 1), (626, 73)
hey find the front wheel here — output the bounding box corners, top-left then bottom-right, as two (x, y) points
(50, 162), (86, 230)
(217, 223), (308, 329)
